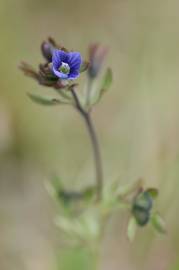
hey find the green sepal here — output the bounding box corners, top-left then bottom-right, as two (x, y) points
(151, 212), (166, 234)
(127, 217), (137, 241)
(146, 188), (159, 199)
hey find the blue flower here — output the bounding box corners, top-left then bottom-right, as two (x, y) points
(52, 49), (82, 80)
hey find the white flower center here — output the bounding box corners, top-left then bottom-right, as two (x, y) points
(59, 62), (70, 74)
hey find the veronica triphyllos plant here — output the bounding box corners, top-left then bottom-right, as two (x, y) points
(20, 37), (166, 269)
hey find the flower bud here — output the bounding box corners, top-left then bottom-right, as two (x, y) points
(41, 41), (54, 62)
(133, 191), (153, 212)
(88, 43), (108, 79)
(132, 208), (150, 226)
(132, 191), (153, 226)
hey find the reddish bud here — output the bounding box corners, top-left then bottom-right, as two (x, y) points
(88, 43), (108, 79)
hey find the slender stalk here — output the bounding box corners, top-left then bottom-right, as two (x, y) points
(70, 86), (103, 201)
(86, 77), (93, 108)
(84, 113), (103, 201)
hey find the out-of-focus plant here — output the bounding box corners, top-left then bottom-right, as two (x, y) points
(20, 37), (166, 268)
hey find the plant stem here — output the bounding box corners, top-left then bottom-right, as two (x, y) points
(70, 86), (103, 201)
(86, 77), (93, 108)
(84, 113), (103, 201)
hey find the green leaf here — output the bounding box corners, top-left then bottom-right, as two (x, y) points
(91, 68), (113, 106)
(101, 68), (113, 93)
(51, 174), (64, 192)
(127, 217), (137, 242)
(146, 188), (159, 199)
(80, 61), (89, 73)
(45, 175), (64, 202)
(151, 212), (166, 234)
(27, 93), (62, 106)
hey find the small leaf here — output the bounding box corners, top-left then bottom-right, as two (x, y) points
(127, 217), (137, 242)
(80, 61), (89, 73)
(27, 93), (61, 106)
(91, 68), (112, 106)
(101, 68), (113, 93)
(45, 175), (64, 202)
(51, 175), (64, 192)
(151, 212), (166, 234)
(146, 188), (159, 199)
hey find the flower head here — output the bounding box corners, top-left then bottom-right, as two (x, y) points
(52, 49), (82, 80)
(20, 37), (88, 89)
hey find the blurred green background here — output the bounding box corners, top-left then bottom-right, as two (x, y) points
(0, 0), (179, 269)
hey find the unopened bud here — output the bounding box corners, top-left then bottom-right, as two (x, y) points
(88, 43), (108, 79)
(41, 41), (54, 62)
(132, 191), (153, 226)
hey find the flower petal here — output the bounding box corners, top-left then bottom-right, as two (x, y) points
(67, 52), (82, 70)
(52, 49), (68, 69)
(68, 71), (80, 80)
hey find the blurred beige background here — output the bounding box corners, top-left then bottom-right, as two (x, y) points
(0, 0), (179, 269)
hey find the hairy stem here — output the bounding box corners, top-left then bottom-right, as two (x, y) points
(70, 86), (103, 201)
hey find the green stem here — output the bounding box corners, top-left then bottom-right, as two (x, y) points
(84, 113), (103, 201)
(70, 86), (103, 201)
